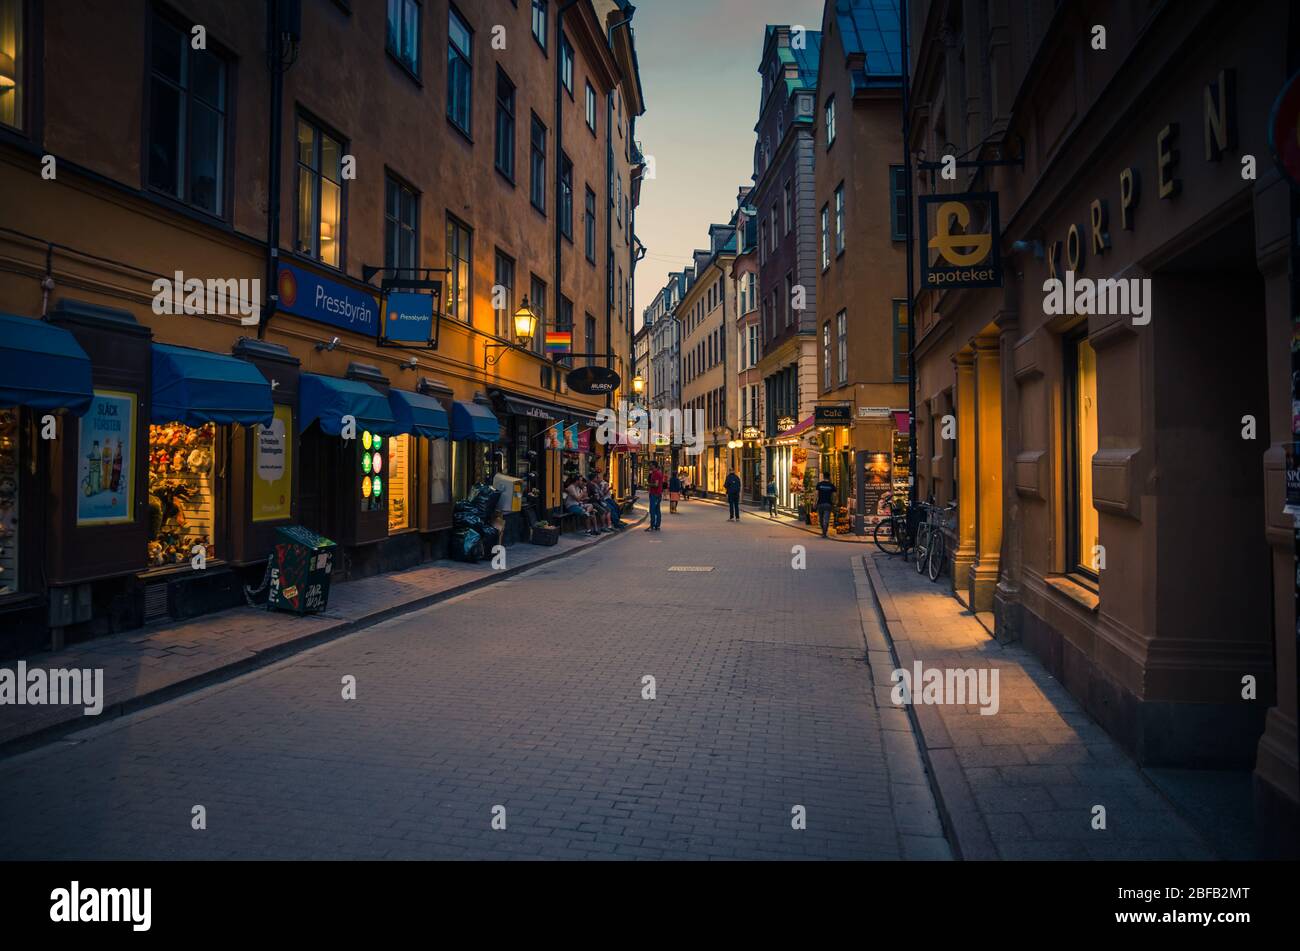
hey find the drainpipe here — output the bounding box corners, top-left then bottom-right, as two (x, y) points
(555, 1), (580, 378)
(901, 0), (918, 510)
(259, 0), (299, 340)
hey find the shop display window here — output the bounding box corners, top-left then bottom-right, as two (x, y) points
(387, 434), (411, 532)
(0, 408), (19, 595)
(451, 440), (492, 501)
(148, 421), (217, 568)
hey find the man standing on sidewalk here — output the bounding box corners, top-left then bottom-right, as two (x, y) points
(724, 469), (742, 521)
(645, 461), (665, 532)
(814, 474), (837, 537)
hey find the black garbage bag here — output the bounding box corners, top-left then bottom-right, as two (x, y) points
(479, 523), (501, 551)
(467, 483), (500, 519)
(451, 528), (484, 562)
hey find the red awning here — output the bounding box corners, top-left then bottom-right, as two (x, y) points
(777, 415), (816, 439)
(894, 411), (910, 433)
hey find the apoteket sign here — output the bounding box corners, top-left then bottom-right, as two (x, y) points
(566, 365), (620, 395)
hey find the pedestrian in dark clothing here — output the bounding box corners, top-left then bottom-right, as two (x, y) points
(814, 476), (837, 537)
(724, 469), (742, 521)
(766, 479), (777, 517)
(668, 472), (683, 513)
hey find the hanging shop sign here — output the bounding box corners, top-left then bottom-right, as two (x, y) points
(76, 390), (137, 526)
(741, 426), (761, 440)
(1269, 70), (1300, 190)
(777, 416), (797, 432)
(380, 290), (436, 345)
(814, 404), (852, 426)
(277, 262), (378, 336)
(253, 404), (294, 523)
(919, 193), (1002, 289)
(566, 365), (620, 395)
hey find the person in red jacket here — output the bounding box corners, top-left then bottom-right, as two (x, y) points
(645, 461), (665, 531)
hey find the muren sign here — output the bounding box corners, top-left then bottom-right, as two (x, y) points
(566, 365), (621, 395)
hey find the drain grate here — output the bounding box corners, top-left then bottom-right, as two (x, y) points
(667, 566), (715, 572)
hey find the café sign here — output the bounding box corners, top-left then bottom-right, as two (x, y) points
(814, 404), (852, 426)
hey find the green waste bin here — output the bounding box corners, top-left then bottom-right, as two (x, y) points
(267, 525), (338, 615)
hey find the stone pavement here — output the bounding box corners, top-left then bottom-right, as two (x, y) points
(688, 494), (872, 543)
(0, 502), (950, 860)
(0, 506), (646, 754)
(861, 550), (1217, 860)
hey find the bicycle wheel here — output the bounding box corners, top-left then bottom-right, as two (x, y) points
(927, 528), (945, 582)
(914, 523), (930, 573)
(873, 518), (900, 554)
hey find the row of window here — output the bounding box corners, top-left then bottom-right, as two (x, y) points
(684, 325), (726, 384)
(686, 387), (727, 434)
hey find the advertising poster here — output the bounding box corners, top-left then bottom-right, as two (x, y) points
(77, 390), (136, 526)
(858, 450), (892, 527)
(253, 404), (293, 523)
(789, 446), (808, 492)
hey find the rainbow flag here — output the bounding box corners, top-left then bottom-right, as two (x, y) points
(545, 330), (572, 353)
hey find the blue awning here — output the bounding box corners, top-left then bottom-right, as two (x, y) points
(151, 343), (274, 427)
(299, 373), (398, 436)
(388, 389), (450, 440)
(450, 400), (500, 441)
(0, 312), (94, 415)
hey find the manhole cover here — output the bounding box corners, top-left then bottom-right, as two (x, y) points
(668, 566), (715, 572)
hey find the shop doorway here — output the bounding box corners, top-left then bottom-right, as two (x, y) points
(1148, 211), (1271, 747)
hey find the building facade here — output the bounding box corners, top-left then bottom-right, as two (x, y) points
(732, 197), (764, 501)
(906, 0), (1296, 852)
(0, 0), (644, 655)
(753, 24), (822, 515)
(814, 0), (909, 533)
(678, 224), (738, 496)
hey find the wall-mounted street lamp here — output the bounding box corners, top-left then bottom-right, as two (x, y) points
(485, 296), (539, 367)
(632, 372), (645, 395)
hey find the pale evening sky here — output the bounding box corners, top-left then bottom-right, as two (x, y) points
(631, 0), (825, 328)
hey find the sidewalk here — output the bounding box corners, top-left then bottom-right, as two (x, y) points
(0, 505), (644, 756)
(688, 495), (872, 542)
(860, 550), (1218, 860)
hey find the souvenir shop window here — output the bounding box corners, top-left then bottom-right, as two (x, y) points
(0, 408), (19, 596)
(147, 421), (217, 569)
(359, 430), (387, 515)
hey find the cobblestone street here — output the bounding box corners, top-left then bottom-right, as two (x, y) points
(0, 502), (948, 860)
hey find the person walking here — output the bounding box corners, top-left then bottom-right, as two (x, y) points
(766, 478), (778, 518)
(668, 471), (683, 514)
(645, 461), (665, 531)
(814, 474), (837, 537)
(724, 469), (742, 521)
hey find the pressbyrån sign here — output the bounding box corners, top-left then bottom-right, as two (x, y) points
(382, 291), (434, 344)
(918, 192), (1002, 289)
(277, 262), (378, 335)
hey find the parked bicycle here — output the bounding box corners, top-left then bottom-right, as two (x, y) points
(914, 500), (956, 581)
(872, 497), (912, 559)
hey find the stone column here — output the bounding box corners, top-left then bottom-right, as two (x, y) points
(952, 349), (977, 597)
(968, 333), (1002, 612)
(993, 308), (1021, 643)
